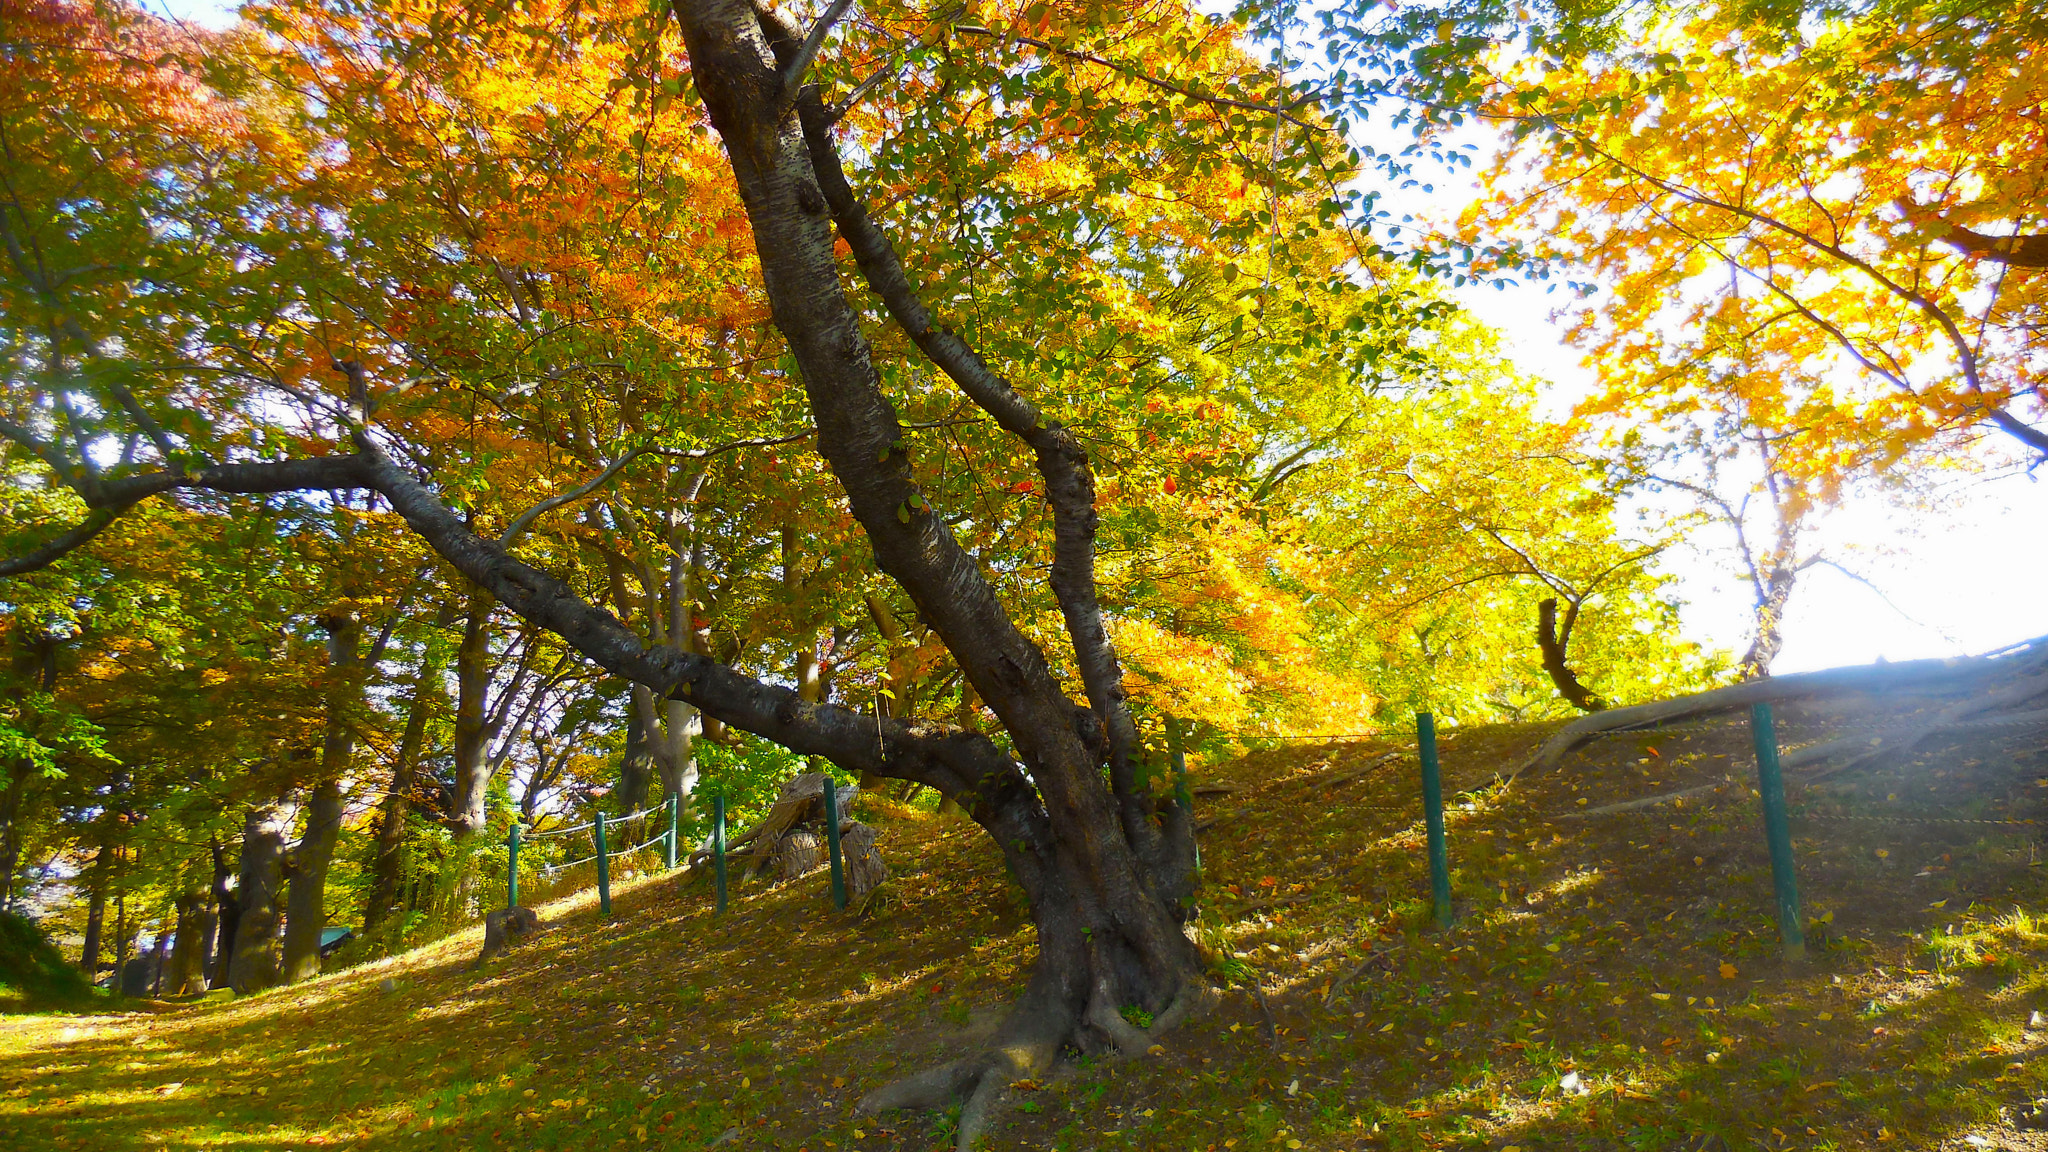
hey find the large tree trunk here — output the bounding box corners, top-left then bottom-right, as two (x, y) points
(228, 803), (290, 993)
(616, 700), (655, 817)
(363, 634), (445, 942)
(282, 610), (363, 981)
(165, 888), (212, 995)
(279, 778), (343, 981)
(667, 5), (1207, 1141)
(206, 837), (239, 991)
(447, 590), (495, 837)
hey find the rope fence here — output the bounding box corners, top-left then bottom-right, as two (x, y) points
(508, 794), (684, 918)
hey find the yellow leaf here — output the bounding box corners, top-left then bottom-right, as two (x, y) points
(1719, 963), (1738, 979)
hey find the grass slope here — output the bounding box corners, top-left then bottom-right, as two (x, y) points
(9, 692), (2048, 1152)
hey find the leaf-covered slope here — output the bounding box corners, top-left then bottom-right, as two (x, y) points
(8, 684), (2048, 1151)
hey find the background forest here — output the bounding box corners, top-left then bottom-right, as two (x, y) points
(0, 0), (2040, 1012)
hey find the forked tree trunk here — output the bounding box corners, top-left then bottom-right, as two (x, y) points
(1537, 597), (1604, 712)
(283, 609), (362, 981)
(228, 803), (290, 993)
(667, 3), (1206, 1140)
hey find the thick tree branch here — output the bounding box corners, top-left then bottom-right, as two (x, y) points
(796, 91), (1182, 885)
(1934, 221), (2048, 269)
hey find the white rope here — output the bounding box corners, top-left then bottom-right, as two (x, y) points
(608, 832), (669, 858)
(611, 801), (669, 824)
(525, 818), (598, 840)
(542, 852), (601, 875)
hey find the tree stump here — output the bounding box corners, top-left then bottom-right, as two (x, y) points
(841, 821), (890, 906)
(774, 830), (826, 882)
(474, 906), (542, 968)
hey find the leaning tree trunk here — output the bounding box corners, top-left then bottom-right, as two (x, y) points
(0, 4), (1215, 1141)
(228, 803), (291, 993)
(282, 610), (363, 981)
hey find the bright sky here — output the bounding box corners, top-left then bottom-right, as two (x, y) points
(143, 0), (2048, 674)
(1456, 277), (2048, 673)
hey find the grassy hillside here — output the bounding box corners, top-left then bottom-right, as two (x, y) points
(8, 690), (2048, 1151)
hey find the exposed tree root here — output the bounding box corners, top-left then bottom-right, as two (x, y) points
(1505, 638), (2048, 784)
(860, 979), (1215, 1151)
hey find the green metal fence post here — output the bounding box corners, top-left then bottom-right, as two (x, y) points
(1750, 702), (1806, 960)
(595, 811), (612, 918)
(665, 795), (680, 870)
(507, 822), (521, 909)
(1417, 711), (1453, 929)
(712, 793), (728, 915)
(822, 777), (848, 910)
(1168, 718), (1198, 871)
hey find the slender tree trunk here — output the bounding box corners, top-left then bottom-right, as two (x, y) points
(206, 838), (238, 991)
(282, 609), (362, 981)
(364, 638), (444, 941)
(148, 923), (169, 997)
(448, 590), (494, 838)
(78, 844), (108, 976)
(166, 888), (212, 995)
(228, 803), (290, 993)
(111, 894), (130, 986)
(1740, 563), (1798, 681)
(0, 766), (25, 914)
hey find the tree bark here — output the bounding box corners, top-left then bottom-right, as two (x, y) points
(616, 700), (655, 817)
(228, 802), (290, 993)
(111, 893), (130, 987)
(147, 922), (169, 997)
